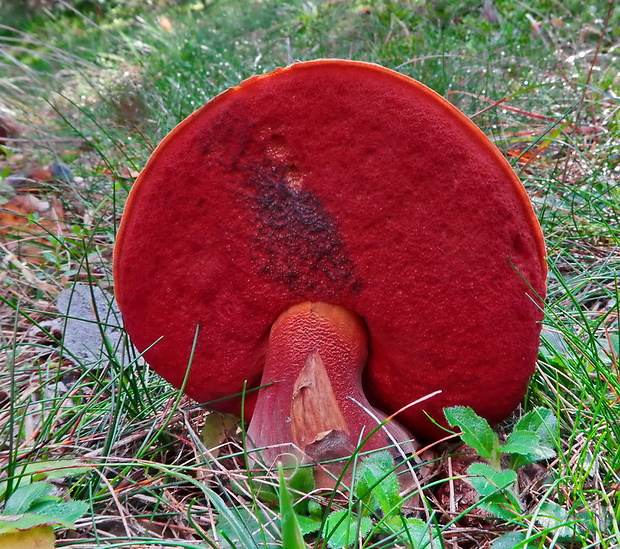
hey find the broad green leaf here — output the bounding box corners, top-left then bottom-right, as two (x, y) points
(0, 460), (88, 501)
(308, 499), (323, 519)
(444, 407), (499, 460)
(490, 531), (528, 549)
(0, 502), (88, 535)
(296, 514), (322, 536)
(511, 408), (558, 468)
(249, 479), (278, 506)
(278, 464), (306, 549)
(289, 465), (314, 495)
(501, 430), (541, 455)
(28, 500), (89, 528)
(325, 510), (372, 549)
(537, 501), (578, 541)
(468, 463), (518, 497)
(394, 517), (441, 549)
(25, 460), (88, 480)
(0, 512), (62, 535)
(354, 451), (401, 516)
(3, 482), (53, 515)
(0, 526), (55, 548)
(23, 459), (91, 480)
(514, 408), (558, 444)
(609, 331), (619, 356)
(384, 514), (405, 532)
(510, 433), (556, 468)
(467, 463), (521, 519)
(288, 465), (315, 516)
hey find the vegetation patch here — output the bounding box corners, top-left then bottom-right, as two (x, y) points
(1, 0), (618, 547)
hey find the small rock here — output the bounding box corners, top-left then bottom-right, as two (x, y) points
(5, 172), (37, 191)
(50, 162), (74, 183)
(56, 284), (140, 369)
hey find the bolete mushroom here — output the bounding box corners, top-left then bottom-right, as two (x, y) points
(114, 60), (546, 472)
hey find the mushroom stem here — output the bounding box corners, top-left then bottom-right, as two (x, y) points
(246, 302), (416, 483)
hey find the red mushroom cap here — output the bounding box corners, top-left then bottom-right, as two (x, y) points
(114, 59), (546, 440)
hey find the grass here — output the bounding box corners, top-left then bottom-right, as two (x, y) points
(1, 0), (619, 547)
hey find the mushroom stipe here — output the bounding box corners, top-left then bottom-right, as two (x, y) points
(114, 59), (546, 472)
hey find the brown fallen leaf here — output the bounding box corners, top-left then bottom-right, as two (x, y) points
(119, 167), (140, 180)
(0, 194), (64, 235)
(102, 167), (141, 180)
(0, 194), (65, 262)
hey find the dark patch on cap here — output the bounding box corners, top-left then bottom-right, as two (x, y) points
(245, 164), (361, 296)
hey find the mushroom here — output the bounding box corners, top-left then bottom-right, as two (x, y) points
(114, 60), (546, 472)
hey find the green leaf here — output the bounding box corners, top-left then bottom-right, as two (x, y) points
(467, 463), (517, 497)
(288, 465), (315, 516)
(0, 512), (59, 535)
(28, 500), (89, 528)
(24, 461), (88, 481)
(396, 517), (441, 548)
(296, 514), (322, 536)
(468, 463), (518, 497)
(3, 482), (54, 515)
(501, 430), (541, 455)
(289, 465), (315, 495)
(325, 510), (372, 549)
(537, 501), (579, 541)
(510, 408), (558, 468)
(308, 499), (323, 519)
(278, 463), (306, 549)
(0, 514), (54, 535)
(354, 451), (401, 516)
(514, 408), (558, 443)
(0, 500), (88, 535)
(490, 531), (528, 548)
(444, 407), (499, 460)
(467, 463), (521, 519)
(0, 461), (88, 501)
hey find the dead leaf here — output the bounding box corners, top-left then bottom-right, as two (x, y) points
(1, 247), (58, 294)
(200, 411), (239, 457)
(119, 167), (140, 180)
(0, 194), (63, 233)
(0, 527), (55, 549)
(0, 194), (65, 262)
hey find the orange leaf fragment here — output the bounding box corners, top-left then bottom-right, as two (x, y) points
(0, 194), (66, 262)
